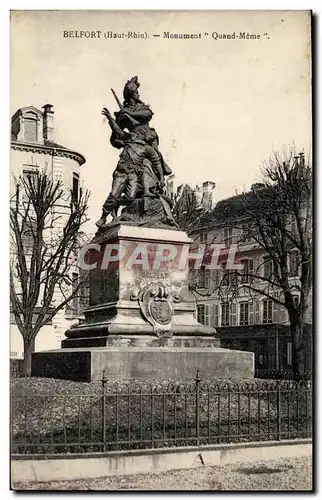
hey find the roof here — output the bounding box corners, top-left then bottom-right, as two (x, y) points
(11, 106), (86, 166)
(189, 188), (269, 234)
(44, 139), (68, 150)
(11, 139), (86, 166)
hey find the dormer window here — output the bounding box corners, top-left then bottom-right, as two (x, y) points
(11, 106), (43, 143)
(24, 116), (38, 142)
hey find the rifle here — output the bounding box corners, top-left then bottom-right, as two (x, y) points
(111, 88), (123, 110)
(110, 88), (140, 128)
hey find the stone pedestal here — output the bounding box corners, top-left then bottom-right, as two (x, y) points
(32, 224), (254, 381)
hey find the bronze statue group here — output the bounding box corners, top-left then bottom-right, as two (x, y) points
(96, 76), (177, 229)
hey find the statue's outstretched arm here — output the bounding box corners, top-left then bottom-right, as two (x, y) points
(102, 107), (127, 141)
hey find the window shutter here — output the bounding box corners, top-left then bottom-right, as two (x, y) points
(205, 270), (210, 289)
(205, 305), (210, 326)
(253, 256), (261, 278)
(213, 304), (219, 327)
(272, 301), (278, 323)
(249, 300), (254, 325)
(213, 269), (220, 288)
(255, 300), (261, 324)
(279, 304), (288, 324)
(248, 259), (254, 281)
(230, 302), (237, 326)
(209, 304), (213, 327)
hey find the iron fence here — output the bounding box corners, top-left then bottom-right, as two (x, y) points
(11, 371), (312, 455)
(254, 370), (312, 380)
(10, 360), (24, 378)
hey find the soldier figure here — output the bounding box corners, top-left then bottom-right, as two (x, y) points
(113, 75), (153, 133)
(95, 109), (165, 227)
(95, 76), (174, 228)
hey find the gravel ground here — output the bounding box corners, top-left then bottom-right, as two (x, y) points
(13, 455), (312, 491)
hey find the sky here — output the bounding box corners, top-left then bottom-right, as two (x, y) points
(10, 10), (312, 229)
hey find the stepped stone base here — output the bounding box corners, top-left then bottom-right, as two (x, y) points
(31, 225), (254, 382)
(31, 342), (254, 382)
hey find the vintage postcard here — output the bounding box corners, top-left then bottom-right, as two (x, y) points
(10, 10), (312, 491)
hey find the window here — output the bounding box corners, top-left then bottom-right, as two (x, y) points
(66, 273), (79, 317)
(240, 301), (249, 326)
(197, 304), (210, 325)
(200, 232), (208, 244)
(222, 263), (230, 286)
(79, 280), (90, 315)
(221, 262), (237, 287)
(262, 299), (273, 324)
(287, 342), (292, 366)
(22, 167), (39, 191)
(257, 341), (268, 368)
(221, 302), (230, 326)
(213, 304), (219, 327)
(23, 165), (39, 177)
(11, 307), (52, 325)
(197, 266), (210, 288)
(230, 302), (237, 326)
(197, 304), (205, 324)
(224, 227), (233, 246)
(241, 223), (251, 243)
(289, 250), (300, 277)
(21, 221), (36, 253)
(24, 117), (37, 142)
(263, 256), (273, 279)
(240, 259), (254, 284)
(254, 300), (261, 324)
(72, 172), (80, 203)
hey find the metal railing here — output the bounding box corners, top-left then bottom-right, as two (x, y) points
(254, 370), (312, 380)
(11, 372), (312, 455)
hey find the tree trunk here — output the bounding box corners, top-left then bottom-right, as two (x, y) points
(290, 319), (305, 380)
(22, 336), (35, 377)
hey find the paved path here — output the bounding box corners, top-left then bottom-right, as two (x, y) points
(13, 455), (312, 491)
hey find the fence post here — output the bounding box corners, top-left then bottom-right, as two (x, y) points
(101, 370), (107, 452)
(276, 380), (281, 441)
(195, 369), (201, 446)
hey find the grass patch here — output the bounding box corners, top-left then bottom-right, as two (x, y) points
(11, 377), (312, 454)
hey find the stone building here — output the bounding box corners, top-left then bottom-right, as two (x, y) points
(10, 104), (86, 359)
(165, 176), (216, 231)
(188, 186), (312, 376)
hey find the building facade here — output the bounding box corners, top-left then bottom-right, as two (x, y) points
(10, 104), (86, 359)
(188, 187), (312, 375)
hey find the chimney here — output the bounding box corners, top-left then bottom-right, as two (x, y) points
(201, 181), (216, 211)
(42, 104), (54, 141)
(251, 182), (265, 191)
(298, 152), (305, 167)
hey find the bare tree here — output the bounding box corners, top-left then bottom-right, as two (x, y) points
(239, 152), (312, 377)
(10, 171), (90, 376)
(172, 184), (204, 231)
(190, 150), (312, 378)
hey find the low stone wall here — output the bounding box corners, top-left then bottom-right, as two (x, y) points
(11, 439), (312, 484)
